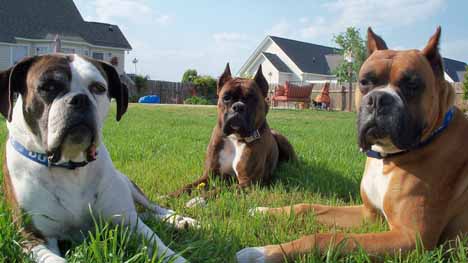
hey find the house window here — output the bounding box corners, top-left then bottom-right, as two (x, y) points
(92, 52), (104, 60)
(61, 48), (76, 54)
(107, 52), (112, 58)
(84, 50), (89, 57)
(12, 46), (29, 65)
(36, 47), (50, 55)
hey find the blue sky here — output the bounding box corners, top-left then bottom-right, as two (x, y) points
(74, 0), (468, 81)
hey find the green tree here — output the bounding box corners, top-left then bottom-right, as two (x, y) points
(332, 27), (367, 83)
(133, 75), (149, 93)
(193, 75), (217, 97)
(182, 69), (198, 83)
(463, 67), (468, 100)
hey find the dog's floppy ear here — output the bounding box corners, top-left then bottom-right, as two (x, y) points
(0, 56), (37, 122)
(422, 26), (444, 78)
(98, 61), (128, 121)
(217, 63), (232, 95)
(254, 65), (269, 97)
(367, 27), (388, 56)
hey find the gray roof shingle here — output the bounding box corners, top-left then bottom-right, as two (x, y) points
(262, 52), (292, 73)
(443, 57), (466, 82)
(269, 36), (340, 75)
(0, 0), (131, 49)
(269, 36), (467, 81)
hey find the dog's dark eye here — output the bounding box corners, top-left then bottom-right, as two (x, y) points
(89, 83), (106, 94)
(223, 93), (232, 103)
(402, 81), (420, 97)
(359, 79), (372, 94)
(39, 81), (62, 93)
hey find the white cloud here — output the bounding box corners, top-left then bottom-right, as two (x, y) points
(441, 39), (468, 62)
(213, 32), (247, 43)
(155, 15), (172, 26)
(267, 20), (293, 37)
(267, 0), (445, 43)
(323, 0), (445, 31)
(76, 0), (172, 26)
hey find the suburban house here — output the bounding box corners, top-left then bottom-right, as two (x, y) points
(238, 35), (467, 85)
(238, 36), (342, 85)
(443, 57), (467, 83)
(0, 0), (132, 74)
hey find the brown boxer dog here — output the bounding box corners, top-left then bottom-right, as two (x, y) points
(169, 64), (296, 205)
(237, 26), (468, 262)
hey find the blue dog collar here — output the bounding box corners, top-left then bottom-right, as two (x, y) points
(366, 107), (455, 159)
(10, 137), (93, 169)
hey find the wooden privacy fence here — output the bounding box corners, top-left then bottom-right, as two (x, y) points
(128, 80), (194, 104)
(268, 82), (465, 112)
(268, 82), (357, 111)
(127, 79), (465, 111)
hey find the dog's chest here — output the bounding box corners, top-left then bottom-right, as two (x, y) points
(7, 144), (100, 239)
(361, 158), (392, 218)
(218, 136), (246, 177)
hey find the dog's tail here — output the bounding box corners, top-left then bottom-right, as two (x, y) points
(271, 129), (297, 163)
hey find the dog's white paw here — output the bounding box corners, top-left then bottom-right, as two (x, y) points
(185, 196), (207, 208)
(164, 213), (200, 229)
(236, 247), (266, 263)
(248, 207), (269, 216)
(30, 245), (67, 263)
(33, 253), (67, 263)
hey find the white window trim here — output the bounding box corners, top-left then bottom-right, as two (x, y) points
(92, 52), (105, 60)
(35, 45), (50, 55)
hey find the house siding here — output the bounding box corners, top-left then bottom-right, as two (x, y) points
(240, 38), (304, 83)
(259, 57), (279, 84)
(0, 39), (126, 74)
(0, 44), (11, 69)
(90, 48), (125, 74)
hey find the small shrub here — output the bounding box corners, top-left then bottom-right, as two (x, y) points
(184, 96), (212, 105)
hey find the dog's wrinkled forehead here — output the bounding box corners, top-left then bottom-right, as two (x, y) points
(70, 55), (107, 89)
(222, 78), (258, 97)
(27, 54), (108, 92)
(359, 50), (434, 90)
(27, 55), (71, 88)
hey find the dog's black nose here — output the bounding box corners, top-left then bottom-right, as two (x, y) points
(67, 94), (90, 109)
(232, 102), (246, 113)
(364, 91), (395, 114)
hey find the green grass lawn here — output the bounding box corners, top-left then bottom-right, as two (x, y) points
(1, 104), (468, 262)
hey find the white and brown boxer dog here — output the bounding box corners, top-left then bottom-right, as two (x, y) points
(1, 54), (196, 263)
(169, 64), (296, 206)
(237, 27), (468, 262)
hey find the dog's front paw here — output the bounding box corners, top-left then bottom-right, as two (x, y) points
(30, 244), (67, 263)
(236, 247), (266, 263)
(248, 207), (269, 216)
(185, 196), (207, 208)
(164, 213), (200, 229)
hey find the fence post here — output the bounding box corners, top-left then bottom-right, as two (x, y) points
(341, 86), (346, 111)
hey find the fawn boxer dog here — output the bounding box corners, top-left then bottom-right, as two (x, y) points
(1, 54), (196, 263)
(169, 64), (296, 206)
(237, 27), (468, 262)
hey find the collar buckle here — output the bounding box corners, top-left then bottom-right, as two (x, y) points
(244, 129), (261, 143)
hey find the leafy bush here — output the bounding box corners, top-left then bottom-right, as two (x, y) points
(184, 96), (212, 105)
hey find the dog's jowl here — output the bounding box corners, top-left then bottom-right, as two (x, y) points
(1, 54), (196, 263)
